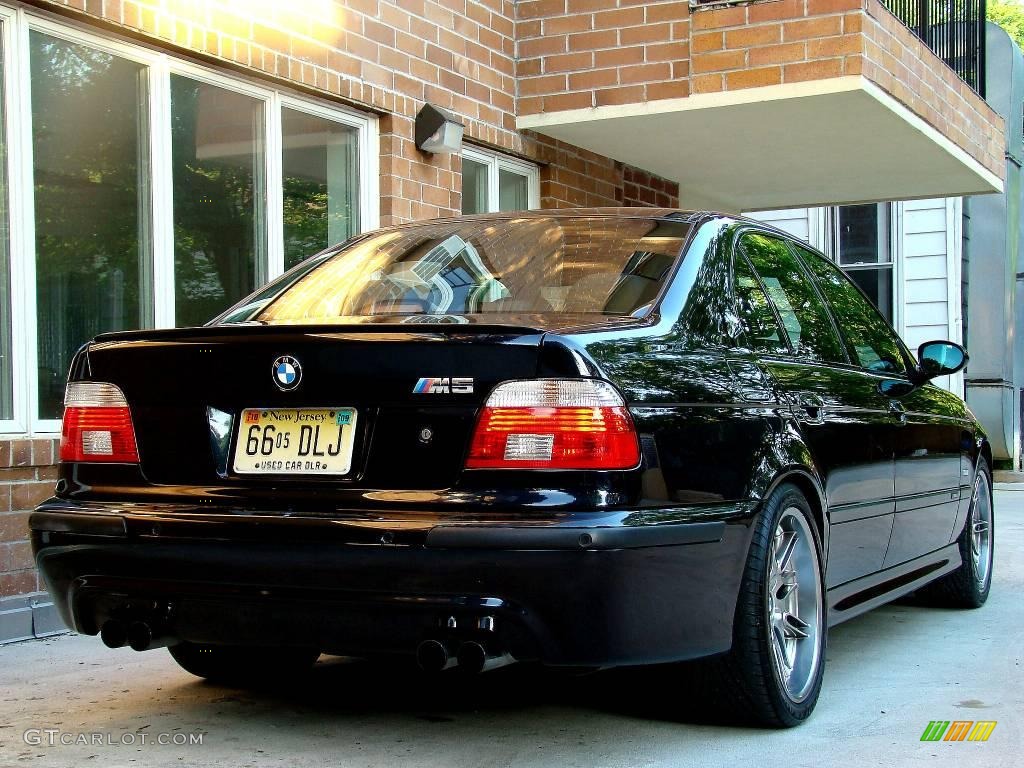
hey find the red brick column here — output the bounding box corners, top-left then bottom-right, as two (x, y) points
(0, 438), (58, 598)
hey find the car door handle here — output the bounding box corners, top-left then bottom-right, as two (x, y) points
(796, 395), (826, 424)
(888, 400), (908, 424)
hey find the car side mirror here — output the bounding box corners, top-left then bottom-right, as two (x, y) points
(914, 340), (968, 383)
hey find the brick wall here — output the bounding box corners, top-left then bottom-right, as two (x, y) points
(689, 0), (1002, 180)
(623, 166), (678, 208)
(0, 438), (58, 599)
(688, 0), (864, 93)
(379, 113), (463, 224)
(525, 132), (680, 208)
(514, 0), (1004, 182)
(516, 0), (692, 113)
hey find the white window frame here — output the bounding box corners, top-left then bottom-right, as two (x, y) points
(461, 145), (539, 213)
(276, 93), (379, 276)
(0, 3), (377, 435)
(0, 4), (25, 434)
(823, 202), (902, 335)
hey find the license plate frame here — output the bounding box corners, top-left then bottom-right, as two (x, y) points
(232, 407), (358, 476)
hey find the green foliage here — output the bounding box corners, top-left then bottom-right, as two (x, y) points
(283, 178), (329, 269)
(989, 0), (1024, 50)
(30, 34), (147, 415)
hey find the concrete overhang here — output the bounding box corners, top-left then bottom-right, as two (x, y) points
(518, 76), (1004, 212)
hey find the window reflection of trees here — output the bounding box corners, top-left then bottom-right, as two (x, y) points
(793, 245), (907, 374)
(740, 234), (845, 365)
(171, 75), (264, 329)
(30, 34), (147, 418)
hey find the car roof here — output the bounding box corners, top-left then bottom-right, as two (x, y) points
(374, 207), (709, 231)
(370, 208), (802, 244)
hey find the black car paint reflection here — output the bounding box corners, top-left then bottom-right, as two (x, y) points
(31, 211), (986, 696)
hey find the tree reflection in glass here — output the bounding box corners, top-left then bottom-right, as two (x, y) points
(30, 32), (149, 418)
(171, 75), (265, 328)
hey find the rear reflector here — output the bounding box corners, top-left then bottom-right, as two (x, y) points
(61, 382), (140, 463)
(466, 379), (640, 470)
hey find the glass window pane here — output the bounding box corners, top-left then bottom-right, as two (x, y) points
(498, 168), (529, 212)
(0, 29), (10, 421)
(846, 268), (894, 323)
(733, 254), (787, 353)
(461, 157), (488, 214)
(282, 108), (359, 270)
(172, 75), (265, 328)
(795, 246), (904, 373)
(248, 217), (691, 323)
(741, 234), (846, 364)
(30, 32), (150, 419)
(837, 204), (889, 265)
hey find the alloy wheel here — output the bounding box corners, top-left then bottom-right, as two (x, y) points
(970, 470), (993, 588)
(766, 507), (824, 703)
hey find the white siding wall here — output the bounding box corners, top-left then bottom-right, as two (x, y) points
(898, 198), (964, 396)
(746, 200), (964, 396)
(746, 208), (815, 244)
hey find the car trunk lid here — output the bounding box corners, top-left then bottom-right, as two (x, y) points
(81, 323), (547, 490)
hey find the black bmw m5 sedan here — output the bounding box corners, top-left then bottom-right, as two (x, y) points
(32, 210), (992, 727)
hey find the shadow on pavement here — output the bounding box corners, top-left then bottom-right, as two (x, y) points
(163, 594), (970, 731)
(179, 654), (756, 728)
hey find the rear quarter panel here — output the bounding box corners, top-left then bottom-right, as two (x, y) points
(556, 218), (825, 520)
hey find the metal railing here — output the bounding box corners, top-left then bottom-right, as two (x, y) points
(881, 0), (987, 96)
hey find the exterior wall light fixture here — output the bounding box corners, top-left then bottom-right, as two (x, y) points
(415, 103), (464, 154)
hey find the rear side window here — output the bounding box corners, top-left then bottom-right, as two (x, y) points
(739, 233), (846, 364)
(733, 252), (788, 353)
(793, 244), (908, 374)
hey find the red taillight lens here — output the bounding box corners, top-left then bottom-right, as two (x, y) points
(60, 382), (140, 463)
(466, 379), (640, 470)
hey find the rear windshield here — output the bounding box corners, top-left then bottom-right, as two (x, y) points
(220, 216), (691, 324)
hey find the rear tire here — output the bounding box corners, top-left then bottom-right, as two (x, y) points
(919, 459), (993, 608)
(707, 483), (827, 727)
(168, 642), (320, 684)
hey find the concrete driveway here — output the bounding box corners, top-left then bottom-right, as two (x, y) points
(2, 490), (1022, 768)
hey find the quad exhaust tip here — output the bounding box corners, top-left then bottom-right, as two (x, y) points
(416, 638), (516, 674)
(415, 639), (455, 672)
(100, 620), (128, 649)
(100, 619), (178, 652)
(127, 621), (156, 652)
(457, 641), (515, 674)
(126, 621), (178, 652)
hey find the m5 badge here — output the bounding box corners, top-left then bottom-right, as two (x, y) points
(413, 377), (474, 394)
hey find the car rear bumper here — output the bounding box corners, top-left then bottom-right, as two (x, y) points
(31, 499), (756, 667)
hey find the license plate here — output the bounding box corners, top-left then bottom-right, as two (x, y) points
(233, 408), (357, 476)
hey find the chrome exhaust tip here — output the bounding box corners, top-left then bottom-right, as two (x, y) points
(126, 621), (177, 652)
(457, 641), (515, 674)
(416, 639), (456, 672)
(99, 620), (128, 649)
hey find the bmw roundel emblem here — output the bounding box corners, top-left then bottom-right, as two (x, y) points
(272, 355), (302, 391)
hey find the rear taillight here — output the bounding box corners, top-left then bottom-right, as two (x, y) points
(60, 382), (140, 463)
(466, 379), (640, 470)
